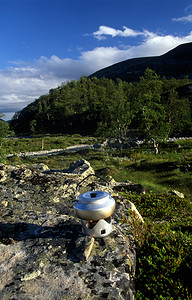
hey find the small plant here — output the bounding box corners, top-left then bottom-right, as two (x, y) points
(121, 192), (192, 299)
(121, 210), (148, 247)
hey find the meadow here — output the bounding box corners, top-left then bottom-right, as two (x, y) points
(4, 135), (192, 200)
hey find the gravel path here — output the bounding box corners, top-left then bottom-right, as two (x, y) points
(6, 144), (94, 158)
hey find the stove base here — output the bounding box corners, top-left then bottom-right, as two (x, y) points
(81, 217), (113, 238)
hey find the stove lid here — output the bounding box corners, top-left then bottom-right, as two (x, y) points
(77, 191), (109, 204)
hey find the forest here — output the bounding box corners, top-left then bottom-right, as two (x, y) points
(10, 69), (192, 152)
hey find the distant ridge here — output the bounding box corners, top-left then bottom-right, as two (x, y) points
(89, 42), (192, 82)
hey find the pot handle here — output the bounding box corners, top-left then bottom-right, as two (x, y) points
(76, 174), (111, 195)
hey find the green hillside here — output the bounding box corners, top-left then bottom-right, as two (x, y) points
(90, 42), (192, 82)
(10, 70), (192, 146)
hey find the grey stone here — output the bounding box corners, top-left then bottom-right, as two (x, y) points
(169, 189), (185, 198)
(0, 160), (139, 299)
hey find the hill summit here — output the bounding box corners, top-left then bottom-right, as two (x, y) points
(89, 42), (192, 82)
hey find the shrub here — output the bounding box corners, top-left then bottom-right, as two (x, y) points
(121, 192), (192, 299)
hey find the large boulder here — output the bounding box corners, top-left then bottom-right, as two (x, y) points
(0, 160), (143, 299)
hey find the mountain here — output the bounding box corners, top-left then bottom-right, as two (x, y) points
(89, 42), (192, 82)
(10, 42), (192, 136)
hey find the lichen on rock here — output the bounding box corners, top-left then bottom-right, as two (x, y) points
(0, 159), (143, 299)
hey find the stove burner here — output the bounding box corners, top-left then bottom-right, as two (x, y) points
(81, 217), (113, 238)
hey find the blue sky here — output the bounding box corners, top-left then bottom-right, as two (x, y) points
(1, 0), (192, 120)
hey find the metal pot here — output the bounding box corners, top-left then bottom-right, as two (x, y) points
(74, 190), (115, 221)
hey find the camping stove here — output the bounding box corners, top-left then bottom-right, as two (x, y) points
(74, 190), (115, 238)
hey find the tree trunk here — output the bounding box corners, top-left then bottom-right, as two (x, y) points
(153, 140), (159, 154)
(41, 139), (44, 150)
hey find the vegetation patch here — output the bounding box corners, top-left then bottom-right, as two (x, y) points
(121, 192), (192, 299)
(4, 137), (192, 200)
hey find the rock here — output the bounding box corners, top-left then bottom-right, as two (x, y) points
(128, 202), (144, 223)
(107, 138), (124, 149)
(67, 159), (95, 178)
(169, 190), (185, 198)
(32, 163), (50, 171)
(1, 200), (8, 207)
(93, 142), (101, 149)
(0, 161), (139, 299)
(65, 144), (94, 152)
(21, 270), (41, 281)
(112, 181), (146, 195)
(103, 138), (144, 149)
(74, 236), (95, 261)
(0, 170), (6, 182)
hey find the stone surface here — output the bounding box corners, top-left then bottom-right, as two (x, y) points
(111, 181), (146, 195)
(0, 159), (144, 299)
(169, 189), (185, 198)
(100, 138), (144, 150)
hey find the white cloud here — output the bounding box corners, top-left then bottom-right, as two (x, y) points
(172, 14), (192, 23)
(93, 25), (144, 40)
(84, 31), (192, 65)
(1, 26), (192, 121)
(185, 4), (192, 14)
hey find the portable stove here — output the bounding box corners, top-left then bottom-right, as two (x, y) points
(74, 176), (115, 238)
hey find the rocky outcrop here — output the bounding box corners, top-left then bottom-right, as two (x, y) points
(101, 138), (144, 149)
(0, 160), (144, 299)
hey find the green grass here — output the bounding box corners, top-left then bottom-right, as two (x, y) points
(121, 192), (192, 299)
(3, 135), (97, 154)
